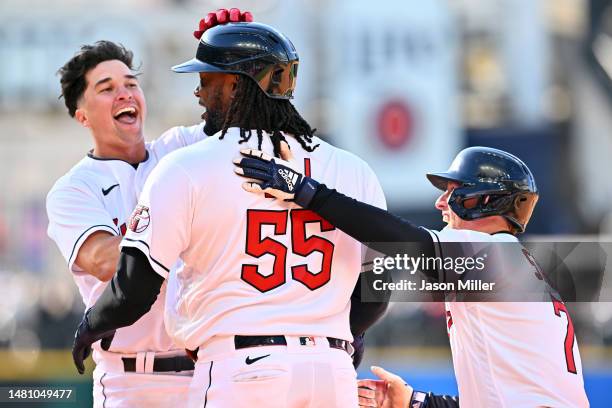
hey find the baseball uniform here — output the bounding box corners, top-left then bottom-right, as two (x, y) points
(427, 227), (589, 408)
(46, 123), (206, 408)
(120, 129), (386, 407)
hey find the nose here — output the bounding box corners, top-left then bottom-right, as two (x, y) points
(194, 85), (201, 98)
(117, 86), (133, 101)
(435, 190), (449, 211)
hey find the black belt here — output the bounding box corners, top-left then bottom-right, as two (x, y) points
(234, 335), (351, 354)
(122, 355), (195, 373)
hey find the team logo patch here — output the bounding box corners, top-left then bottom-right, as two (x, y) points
(278, 168), (299, 191)
(128, 205), (150, 233)
(300, 336), (316, 346)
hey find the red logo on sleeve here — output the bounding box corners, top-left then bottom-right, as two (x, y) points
(128, 205), (150, 233)
(112, 218), (127, 236)
(446, 310), (454, 331)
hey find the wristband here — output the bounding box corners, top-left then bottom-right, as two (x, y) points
(294, 177), (319, 208)
(410, 390), (428, 408)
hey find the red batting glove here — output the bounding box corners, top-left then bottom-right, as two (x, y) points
(216, 8), (229, 24)
(193, 8), (254, 39)
(229, 8), (241, 22)
(242, 11), (253, 22)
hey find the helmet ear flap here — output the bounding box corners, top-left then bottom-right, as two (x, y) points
(508, 193), (539, 233)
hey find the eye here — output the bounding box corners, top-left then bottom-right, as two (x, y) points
(126, 82), (138, 88)
(100, 87), (112, 93)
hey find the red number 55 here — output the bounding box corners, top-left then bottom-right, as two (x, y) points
(242, 209), (335, 292)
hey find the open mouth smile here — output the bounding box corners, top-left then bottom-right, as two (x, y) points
(113, 106), (138, 125)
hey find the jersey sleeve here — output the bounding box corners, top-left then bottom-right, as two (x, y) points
(46, 180), (119, 273)
(150, 123), (206, 155)
(177, 123), (207, 146)
(120, 159), (194, 279)
(363, 163), (387, 210)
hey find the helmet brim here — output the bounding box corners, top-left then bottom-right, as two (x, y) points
(171, 58), (226, 73)
(426, 172), (464, 191)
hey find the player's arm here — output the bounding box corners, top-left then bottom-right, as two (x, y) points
(349, 271), (391, 369)
(87, 247), (164, 329)
(46, 183), (124, 282)
(233, 149), (436, 260)
(74, 233), (122, 282)
(350, 272), (390, 338)
(72, 246), (165, 374)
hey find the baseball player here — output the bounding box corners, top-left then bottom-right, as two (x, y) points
(70, 21), (387, 407)
(46, 10), (252, 408)
(233, 145), (590, 407)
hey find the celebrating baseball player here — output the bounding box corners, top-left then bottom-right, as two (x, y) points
(69, 20), (387, 408)
(233, 145), (590, 407)
(46, 9), (252, 407)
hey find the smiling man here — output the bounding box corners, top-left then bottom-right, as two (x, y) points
(45, 9), (250, 407)
(46, 40), (203, 408)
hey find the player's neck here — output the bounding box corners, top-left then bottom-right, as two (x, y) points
(92, 140), (146, 164)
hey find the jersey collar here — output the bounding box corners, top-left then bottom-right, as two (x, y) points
(87, 150), (149, 170)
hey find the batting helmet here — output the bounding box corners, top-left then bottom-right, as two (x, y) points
(426, 146), (539, 233)
(172, 22), (299, 100)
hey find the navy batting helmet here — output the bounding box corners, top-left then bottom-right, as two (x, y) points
(172, 22), (299, 100)
(426, 146), (539, 233)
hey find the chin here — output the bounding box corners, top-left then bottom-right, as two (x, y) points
(118, 127), (144, 144)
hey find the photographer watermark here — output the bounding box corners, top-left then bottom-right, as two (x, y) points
(360, 241), (610, 302)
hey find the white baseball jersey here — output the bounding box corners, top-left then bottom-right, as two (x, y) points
(121, 129), (386, 350)
(427, 227), (589, 408)
(46, 123), (206, 355)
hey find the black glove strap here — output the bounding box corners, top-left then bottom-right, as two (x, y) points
(294, 177), (319, 208)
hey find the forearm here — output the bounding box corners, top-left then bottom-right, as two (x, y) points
(87, 247), (164, 332)
(349, 272), (390, 336)
(306, 183), (433, 250)
(75, 232), (122, 282)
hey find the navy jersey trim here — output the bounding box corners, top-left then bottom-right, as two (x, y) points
(100, 372), (108, 408)
(429, 230), (446, 283)
(203, 361), (213, 407)
(87, 150), (149, 169)
(69, 224), (119, 266)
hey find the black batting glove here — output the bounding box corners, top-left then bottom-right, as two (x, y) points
(233, 148), (319, 207)
(72, 309), (116, 374)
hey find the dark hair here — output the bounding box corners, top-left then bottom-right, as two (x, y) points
(57, 41), (134, 117)
(219, 76), (319, 156)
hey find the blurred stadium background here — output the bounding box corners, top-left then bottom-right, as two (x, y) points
(1, 0), (612, 406)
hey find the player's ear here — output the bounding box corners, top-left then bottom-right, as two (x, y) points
(75, 108), (90, 128)
(231, 74), (239, 92)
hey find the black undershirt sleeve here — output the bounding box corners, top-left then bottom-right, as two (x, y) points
(349, 272), (390, 336)
(309, 184), (433, 244)
(308, 184), (437, 278)
(87, 246), (164, 332)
